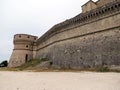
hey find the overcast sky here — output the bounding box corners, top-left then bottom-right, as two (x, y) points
(0, 0), (98, 63)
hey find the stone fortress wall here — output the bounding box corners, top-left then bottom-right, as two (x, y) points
(36, 0), (120, 68)
(9, 0), (120, 68)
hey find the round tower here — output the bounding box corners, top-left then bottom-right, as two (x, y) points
(8, 34), (38, 67)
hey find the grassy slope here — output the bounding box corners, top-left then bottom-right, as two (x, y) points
(0, 59), (120, 72)
(0, 58), (49, 71)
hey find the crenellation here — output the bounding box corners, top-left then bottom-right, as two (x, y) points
(14, 34), (38, 43)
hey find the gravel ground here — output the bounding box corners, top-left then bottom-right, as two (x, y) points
(0, 71), (120, 90)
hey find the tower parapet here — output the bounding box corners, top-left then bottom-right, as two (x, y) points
(8, 34), (38, 67)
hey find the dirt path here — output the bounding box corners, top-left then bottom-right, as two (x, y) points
(0, 71), (120, 90)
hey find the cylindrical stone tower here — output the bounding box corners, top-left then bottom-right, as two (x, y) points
(8, 34), (38, 67)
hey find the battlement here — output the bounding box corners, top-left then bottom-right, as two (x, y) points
(37, 0), (120, 45)
(14, 34), (38, 44)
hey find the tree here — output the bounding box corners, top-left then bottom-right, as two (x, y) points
(0, 60), (8, 67)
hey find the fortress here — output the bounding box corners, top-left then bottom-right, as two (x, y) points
(8, 0), (120, 68)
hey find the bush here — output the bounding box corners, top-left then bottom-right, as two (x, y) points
(17, 58), (49, 70)
(0, 60), (8, 67)
(97, 67), (110, 72)
(40, 58), (49, 62)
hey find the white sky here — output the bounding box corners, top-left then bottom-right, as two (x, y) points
(0, 0), (98, 62)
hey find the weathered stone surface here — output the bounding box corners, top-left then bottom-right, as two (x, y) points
(9, 0), (120, 68)
(35, 61), (51, 68)
(8, 34), (38, 67)
(36, 28), (120, 69)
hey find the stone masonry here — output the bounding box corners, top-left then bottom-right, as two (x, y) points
(8, 0), (120, 68)
(8, 34), (38, 67)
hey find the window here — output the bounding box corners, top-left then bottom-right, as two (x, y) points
(111, 6), (114, 10)
(108, 8), (110, 11)
(19, 35), (21, 38)
(26, 45), (28, 48)
(118, 4), (120, 7)
(25, 54), (28, 63)
(27, 36), (30, 38)
(115, 5), (117, 8)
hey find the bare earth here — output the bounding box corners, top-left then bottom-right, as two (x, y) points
(0, 71), (120, 90)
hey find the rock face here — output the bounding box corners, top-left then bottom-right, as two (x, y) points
(9, 0), (120, 68)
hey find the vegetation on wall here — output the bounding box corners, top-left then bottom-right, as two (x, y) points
(18, 58), (50, 70)
(97, 67), (110, 72)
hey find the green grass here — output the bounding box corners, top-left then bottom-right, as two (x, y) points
(97, 67), (110, 72)
(0, 58), (49, 71)
(97, 67), (120, 73)
(17, 58), (49, 70)
(0, 59), (120, 72)
(0, 67), (21, 71)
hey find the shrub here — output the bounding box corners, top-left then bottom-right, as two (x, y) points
(17, 58), (49, 70)
(40, 58), (49, 62)
(97, 67), (110, 72)
(0, 60), (8, 67)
